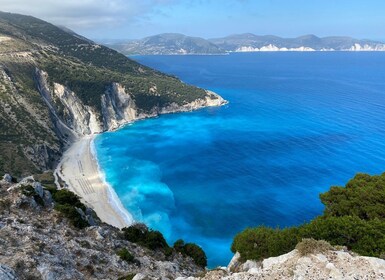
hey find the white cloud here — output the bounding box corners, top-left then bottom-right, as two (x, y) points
(0, 0), (177, 29)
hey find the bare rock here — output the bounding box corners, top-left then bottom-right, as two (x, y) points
(0, 264), (17, 280)
(2, 174), (12, 183)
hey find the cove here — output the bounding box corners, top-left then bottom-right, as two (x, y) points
(95, 52), (385, 267)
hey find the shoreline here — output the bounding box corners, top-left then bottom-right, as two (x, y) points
(54, 135), (134, 229)
(53, 93), (228, 229)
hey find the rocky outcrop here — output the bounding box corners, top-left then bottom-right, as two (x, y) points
(178, 248), (385, 280)
(35, 69), (103, 139)
(23, 143), (60, 171)
(35, 69), (227, 138)
(0, 176), (203, 280)
(101, 82), (137, 130)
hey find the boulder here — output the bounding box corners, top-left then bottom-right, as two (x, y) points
(2, 174), (12, 183)
(33, 182), (44, 198)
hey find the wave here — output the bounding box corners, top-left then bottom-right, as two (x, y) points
(90, 136), (135, 226)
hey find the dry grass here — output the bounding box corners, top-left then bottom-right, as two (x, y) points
(296, 238), (333, 256)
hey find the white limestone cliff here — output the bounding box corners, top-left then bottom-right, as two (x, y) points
(235, 43), (385, 52)
(35, 69), (227, 139)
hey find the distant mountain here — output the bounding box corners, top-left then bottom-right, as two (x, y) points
(209, 33), (385, 52)
(106, 33), (226, 55)
(106, 33), (385, 55)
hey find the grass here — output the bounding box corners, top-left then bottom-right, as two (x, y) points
(296, 238), (333, 256)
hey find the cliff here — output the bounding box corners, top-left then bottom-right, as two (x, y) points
(178, 243), (385, 279)
(0, 174), (204, 280)
(0, 11), (227, 177)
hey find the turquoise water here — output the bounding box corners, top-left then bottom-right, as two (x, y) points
(95, 53), (385, 267)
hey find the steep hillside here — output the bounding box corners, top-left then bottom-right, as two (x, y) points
(0, 12), (226, 177)
(106, 33), (226, 55)
(0, 174), (204, 279)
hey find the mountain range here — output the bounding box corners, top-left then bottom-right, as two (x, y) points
(105, 33), (385, 55)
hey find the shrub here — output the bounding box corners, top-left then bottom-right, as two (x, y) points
(117, 248), (135, 263)
(53, 189), (85, 210)
(174, 239), (208, 268)
(55, 204), (88, 229)
(295, 238), (333, 256)
(122, 223), (168, 250)
(231, 227), (300, 261)
(53, 189), (88, 229)
(145, 230), (168, 250)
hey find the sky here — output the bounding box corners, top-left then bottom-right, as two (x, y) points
(0, 0), (385, 41)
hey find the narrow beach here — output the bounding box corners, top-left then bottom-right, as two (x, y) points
(55, 135), (134, 229)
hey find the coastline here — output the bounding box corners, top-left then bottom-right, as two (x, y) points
(54, 135), (134, 229)
(53, 91), (228, 229)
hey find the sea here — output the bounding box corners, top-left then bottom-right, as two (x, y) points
(94, 52), (385, 267)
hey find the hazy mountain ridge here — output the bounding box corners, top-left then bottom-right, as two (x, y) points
(108, 33), (225, 55)
(108, 33), (385, 55)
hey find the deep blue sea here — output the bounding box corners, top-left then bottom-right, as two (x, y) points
(95, 53), (385, 267)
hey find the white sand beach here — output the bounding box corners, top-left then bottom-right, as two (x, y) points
(55, 135), (134, 229)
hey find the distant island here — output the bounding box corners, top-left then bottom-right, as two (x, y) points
(103, 33), (385, 55)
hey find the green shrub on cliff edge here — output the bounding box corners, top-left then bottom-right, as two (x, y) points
(52, 189), (89, 229)
(121, 224), (207, 267)
(174, 239), (207, 268)
(122, 223), (168, 250)
(231, 172), (385, 262)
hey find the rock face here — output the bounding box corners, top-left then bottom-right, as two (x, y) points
(178, 249), (385, 280)
(0, 177), (203, 280)
(35, 69), (227, 138)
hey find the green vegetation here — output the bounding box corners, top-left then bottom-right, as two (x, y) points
(122, 224), (207, 267)
(33, 172), (56, 189)
(231, 173), (385, 261)
(51, 189), (89, 229)
(122, 223), (168, 250)
(174, 239), (207, 268)
(116, 248), (135, 263)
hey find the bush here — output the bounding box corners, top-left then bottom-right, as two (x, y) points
(55, 204), (88, 229)
(122, 223), (168, 250)
(231, 227), (300, 261)
(174, 239), (208, 268)
(145, 230), (168, 250)
(53, 189), (85, 210)
(296, 238), (333, 256)
(53, 189), (89, 229)
(117, 248), (135, 263)
(231, 172), (385, 261)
